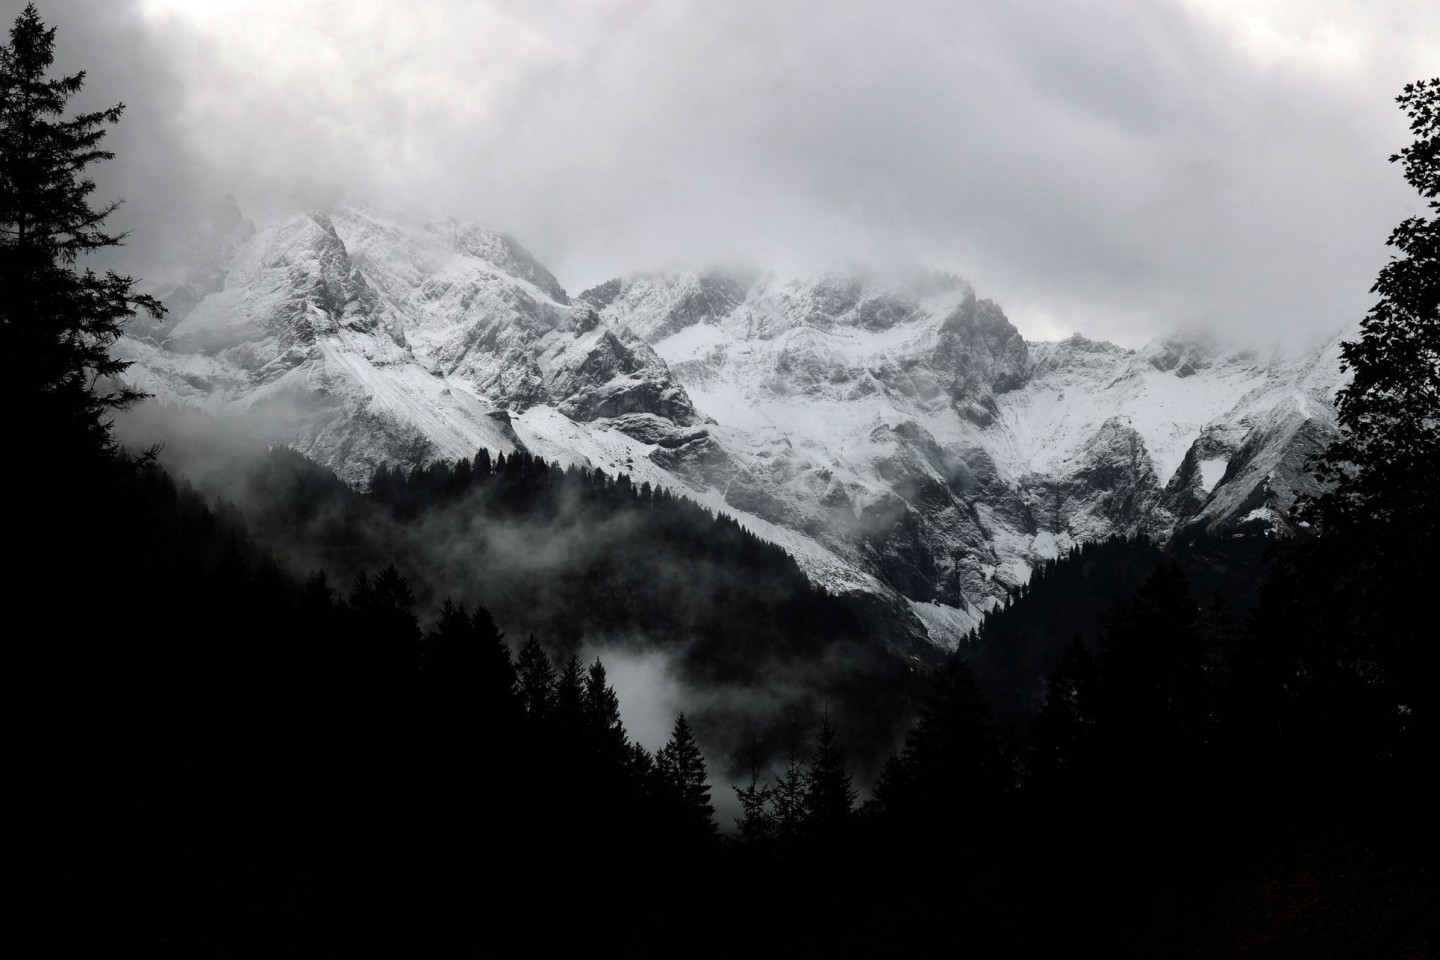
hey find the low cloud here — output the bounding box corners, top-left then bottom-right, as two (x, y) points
(6, 0), (1433, 348)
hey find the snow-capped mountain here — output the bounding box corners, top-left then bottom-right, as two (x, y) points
(119, 202), (1348, 645)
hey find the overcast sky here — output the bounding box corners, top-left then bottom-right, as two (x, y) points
(7, 0), (1436, 345)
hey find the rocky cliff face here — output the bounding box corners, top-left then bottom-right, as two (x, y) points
(120, 203), (1348, 645)
(119, 207), (698, 483)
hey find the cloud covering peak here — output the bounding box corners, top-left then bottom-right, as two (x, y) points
(12, 0), (1435, 346)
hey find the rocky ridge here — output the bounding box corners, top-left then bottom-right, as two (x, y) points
(118, 204), (1349, 645)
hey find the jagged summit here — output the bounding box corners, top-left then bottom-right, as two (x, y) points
(119, 200), (1348, 645)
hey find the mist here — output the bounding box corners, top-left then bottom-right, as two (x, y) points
(5, 0), (1432, 347)
(113, 401), (918, 813)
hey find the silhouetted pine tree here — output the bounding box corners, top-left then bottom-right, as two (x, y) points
(732, 738), (774, 850)
(349, 564), (420, 679)
(1027, 635), (1099, 794)
(627, 740), (656, 782)
(555, 654), (586, 737)
(769, 753), (806, 850)
(656, 714), (716, 839)
(422, 599), (520, 731)
(875, 653), (1007, 832)
(1095, 562), (1208, 778)
(515, 636), (557, 723)
(0, 3), (163, 477)
(804, 712), (856, 842)
(582, 658), (627, 761)
(964, 534), (1169, 728)
(423, 598), (472, 667)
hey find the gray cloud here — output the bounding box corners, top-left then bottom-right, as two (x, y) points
(6, 0), (1433, 345)
(2, 1), (208, 273)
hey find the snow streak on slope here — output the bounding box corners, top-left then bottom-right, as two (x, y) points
(511, 406), (882, 595)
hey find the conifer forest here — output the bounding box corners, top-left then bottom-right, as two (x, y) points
(3, 4), (1439, 956)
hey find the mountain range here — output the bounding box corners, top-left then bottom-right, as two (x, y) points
(118, 198), (1348, 644)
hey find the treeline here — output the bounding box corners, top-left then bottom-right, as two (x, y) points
(135, 404), (864, 672)
(364, 447), (860, 675)
(128, 411), (929, 772)
(370, 447), (930, 771)
(12, 455), (1434, 954)
(13, 317), (1437, 960)
(7, 8), (1440, 951)
(719, 533), (1440, 956)
(8, 461), (730, 955)
(964, 532), (1274, 731)
(963, 534), (1171, 726)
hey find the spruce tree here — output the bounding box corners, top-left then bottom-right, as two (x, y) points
(732, 737), (774, 849)
(582, 658), (626, 757)
(768, 734), (811, 850)
(655, 713), (716, 837)
(1028, 636), (1099, 793)
(803, 711), (856, 839)
(554, 654), (586, 736)
(875, 653), (1006, 827)
(1093, 562), (1208, 801)
(515, 636), (556, 722)
(342, 566), (420, 696)
(470, 603), (519, 707)
(423, 599), (472, 670)
(626, 740), (655, 782)
(0, 4), (163, 468)
(422, 599), (519, 729)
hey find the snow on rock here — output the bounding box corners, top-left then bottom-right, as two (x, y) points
(592, 265), (1346, 615)
(1198, 459), (1229, 493)
(121, 200), (1351, 646)
(908, 598), (985, 650)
